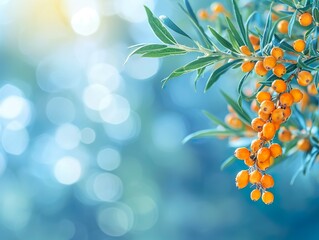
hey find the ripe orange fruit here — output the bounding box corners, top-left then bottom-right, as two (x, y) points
(249, 34), (260, 46)
(297, 138), (311, 152)
(297, 71), (313, 86)
(244, 157), (255, 167)
(251, 117), (266, 132)
(225, 114), (243, 129)
(271, 47), (284, 60)
(256, 91), (271, 103)
(262, 191), (274, 204)
(260, 100), (275, 114)
(290, 88), (303, 102)
(250, 170), (262, 184)
(269, 156), (275, 166)
(299, 12), (313, 27)
(257, 158), (270, 171)
(255, 61), (268, 76)
(277, 20), (288, 34)
(271, 79), (287, 93)
(234, 147), (250, 160)
(257, 147), (271, 163)
(198, 9), (209, 20)
(278, 127), (292, 142)
(269, 143), (282, 158)
(262, 122), (276, 140)
(273, 63), (286, 77)
(293, 39), (306, 52)
(271, 108), (285, 123)
(240, 45), (252, 56)
(279, 93), (294, 107)
(263, 56), (277, 70)
(235, 170), (249, 189)
(261, 174), (275, 188)
(283, 107), (292, 119)
(241, 61), (255, 72)
(211, 2), (225, 13)
(307, 83), (318, 95)
(258, 109), (270, 121)
(251, 139), (264, 152)
(250, 189), (261, 201)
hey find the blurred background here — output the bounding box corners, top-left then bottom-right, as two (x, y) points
(1, 0), (319, 239)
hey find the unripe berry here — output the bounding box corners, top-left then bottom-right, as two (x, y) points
(234, 147), (250, 160)
(279, 93), (294, 107)
(250, 189), (261, 201)
(256, 91), (271, 103)
(293, 39), (306, 52)
(262, 122), (276, 140)
(278, 127), (292, 142)
(269, 143), (282, 158)
(240, 45), (252, 56)
(235, 170), (249, 189)
(297, 138), (311, 152)
(271, 47), (284, 60)
(260, 100), (275, 114)
(297, 71), (313, 86)
(249, 170), (262, 184)
(272, 79), (287, 93)
(262, 191), (274, 204)
(277, 20), (288, 34)
(251, 117), (266, 132)
(299, 12), (313, 27)
(241, 61), (255, 72)
(271, 108), (285, 123)
(255, 61), (268, 76)
(261, 174), (275, 188)
(290, 88), (303, 102)
(273, 63), (286, 77)
(251, 139), (263, 152)
(263, 56), (277, 70)
(257, 147), (271, 163)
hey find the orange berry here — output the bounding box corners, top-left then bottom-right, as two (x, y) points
(249, 35), (260, 46)
(293, 39), (306, 52)
(273, 63), (286, 77)
(283, 107), (292, 119)
(241, 61), (255, 72)
(277, 20), (288, 34)
(255, 61), (268, 76)
(271, 47), (284, 60)
(299, 12), (313, 27)
(272, 79), (287, 93)
(198, 9), (209, 20)
(290, 88), (303, 102)
(257, 158), (270, 171)
(260, 100), (275, 114)
(261, 174), (275, 188)
(250, 189), (261, 201)
(234, 147), (250, 160)
(307, 83), (318, 95)
(244, 157), (255, 167)
(253, 45), (260, 51)
(256, 91), (271, 103)
(225, 114), (243, 129)
(263, 56), (277, 70)
(235, 170), (249, 189)
(251, 99), (260, 112)
(297, 138), (311, 152)
(240, 45), (252, 56)
(250, 170), (262, 184)
(279, 93), (294, 107)
(297, 71), (313, 86)
(258, 109), (270, 121)
(251, 139), (264, 152)
(269, 143), (282, 158)
(211, 2), (225, 13)
(269, 156), (275, 166)
(262, 191), (274, 204)
(271, 108), (285, 123)
(257, 147), (271, 163)
(278, 127), (292, 142)
(273, 122), (281, 131)
(262, 122), (276, 140)
(251, 117), (266, 132)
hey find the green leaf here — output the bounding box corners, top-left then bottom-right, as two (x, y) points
(225, 17), (245, 46)
(313, 8), (319, 23)
(279, 39), (298, 52)
(144, 6), (176, 44)
(203, 110), (232, 130)
(237, 72), (251, 94)
(227, 29), (240, 52)
(159, 15), (191, 39)
(288, 10), (298, 38)
(208, 26), (236, 51)
(245, 12), (257, 52)
(221, 91), (252, 125)
(205, 59), (242, 91)
(142, 48), (187, 57)
(232, 0), (247, 45)
(221, 156), (237, 170)
(182, 129), (239, 143)
(162, 56), (221, 86)
(194, 67), (206, 88)
(261, 7), (273, 50)
(297, 56), (319, 71)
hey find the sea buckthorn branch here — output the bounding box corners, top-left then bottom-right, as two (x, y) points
(130, 0), (319, 205)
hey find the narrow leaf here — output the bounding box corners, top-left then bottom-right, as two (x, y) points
(208, 26), (236, 51)
(183, 129), (239, 143)
(221, 156), (237, 170)
(159, 15), (192, 39)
